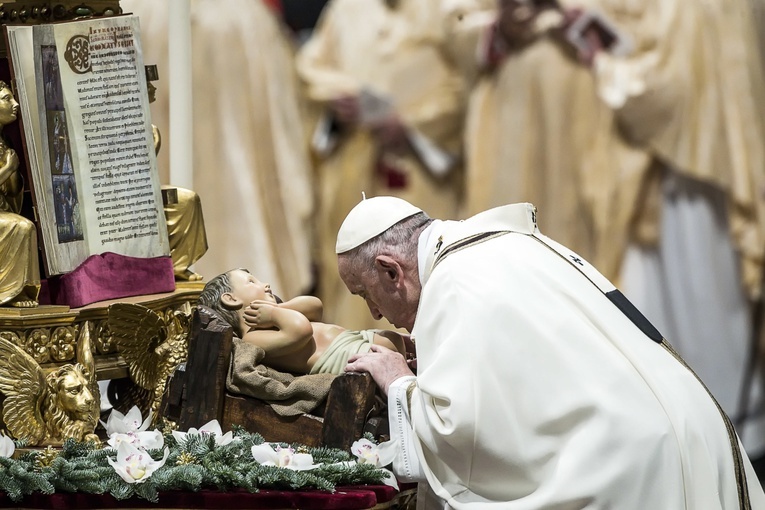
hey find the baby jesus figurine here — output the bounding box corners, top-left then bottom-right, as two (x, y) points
(198, 268), (410, 375)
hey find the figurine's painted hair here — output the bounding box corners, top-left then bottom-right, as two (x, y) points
(0, 81), (9, 91)
(198, 268), (248, 336)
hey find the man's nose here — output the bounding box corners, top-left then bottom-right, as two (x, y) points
(367, 303), (383, 320)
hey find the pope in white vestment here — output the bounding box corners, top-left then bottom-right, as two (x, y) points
(339, 199), (765, 509)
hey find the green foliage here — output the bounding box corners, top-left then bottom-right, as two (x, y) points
(0, 428), (388, 503)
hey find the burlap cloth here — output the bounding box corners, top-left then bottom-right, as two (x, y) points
(226, 337), (336, 416)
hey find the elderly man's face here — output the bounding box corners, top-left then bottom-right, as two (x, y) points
(338, 256), (417, 332)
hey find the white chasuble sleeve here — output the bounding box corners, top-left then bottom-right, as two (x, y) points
(386, 375), (426, 482)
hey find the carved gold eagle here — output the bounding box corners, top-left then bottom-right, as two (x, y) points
(107, 303), (190, 420)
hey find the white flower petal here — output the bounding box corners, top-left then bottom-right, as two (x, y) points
(138, 410), (154, 432)
(104, 409), (128, 436)
(251, 443), (278, 465)
(216, 431), (234, 446)
(135, 430), (164, 450)
(123, 406), (144, 431)
(289, 453), (320, 471)
(198, 419), (223, 436)
(0, 435), (15, 458)
(380, 469), (399, 490)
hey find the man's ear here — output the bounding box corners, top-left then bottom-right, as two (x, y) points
(220, 291), (243, 310)
(374, 255), (402, 287)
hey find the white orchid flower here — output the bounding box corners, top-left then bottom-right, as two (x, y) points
(107, 430), (164, 451)
(100, 406), (153, 436)
(351, 438), (384, 466)
(172, 419), (234, 446)
(351, 438), (398, 467)
(0, 434), (15, 458)
(350, 438), (398, 490)
(107, 441), (168, 484)
(251, 443), (320, 471)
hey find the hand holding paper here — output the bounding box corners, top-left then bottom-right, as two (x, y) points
(563, 8), (634, 65)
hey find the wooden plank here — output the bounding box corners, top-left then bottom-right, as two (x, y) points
(322, 373), (378, 450)
(178, 307), (232, 430)
(223, 394), (324, 447)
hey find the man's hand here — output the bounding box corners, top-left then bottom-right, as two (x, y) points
(345, 344), (415, 396)
(243, 300), (278, 330)
(330, 94), (360, 126)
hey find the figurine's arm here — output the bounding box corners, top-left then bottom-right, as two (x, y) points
(278, 296), (324, 322)
(242, 301), (314, 356)
(0, 149), (19, 190)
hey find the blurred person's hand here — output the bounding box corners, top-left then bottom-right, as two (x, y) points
(555, 8), (608, 67)
(370, 115), (410, 154)
(330, 94), (360, 126)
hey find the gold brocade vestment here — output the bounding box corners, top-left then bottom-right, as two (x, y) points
(297, 0), (466, 330)
(454, 0), (650, 283)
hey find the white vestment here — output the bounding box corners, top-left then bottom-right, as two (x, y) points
(386, 203), (765, 509)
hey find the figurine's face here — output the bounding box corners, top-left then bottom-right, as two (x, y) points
(227, 269), (277, 305)
(0, 87), (19, 126)
(57, 368), (95, 421)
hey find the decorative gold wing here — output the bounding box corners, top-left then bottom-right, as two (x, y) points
(108, 303), (170, 390)
(108, 303), (190, 425)
(0, 337), (47, 444)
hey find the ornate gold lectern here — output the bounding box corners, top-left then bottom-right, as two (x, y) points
(0, 0), (205, 446)
(0, 282), (202, 445)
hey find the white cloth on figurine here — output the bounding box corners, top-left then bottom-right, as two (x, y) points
(383, 203), (764, 508)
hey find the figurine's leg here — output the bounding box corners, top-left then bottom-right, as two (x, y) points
(176, 268), (204, 281)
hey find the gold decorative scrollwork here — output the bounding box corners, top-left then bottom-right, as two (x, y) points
(24, 328), (50, 364)
(50, 326), (76, 362)
(0, 331), (20, 345)
(94, 318), (115, 354)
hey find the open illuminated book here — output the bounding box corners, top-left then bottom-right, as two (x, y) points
(4, 14), (169, 276)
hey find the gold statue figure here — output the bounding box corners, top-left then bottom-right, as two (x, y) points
(0, 323), (99, 445)
(146, 66), (208, 282)
(0, 81), (41, 307)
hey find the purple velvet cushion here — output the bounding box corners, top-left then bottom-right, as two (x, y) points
(40, 253), (176, 308)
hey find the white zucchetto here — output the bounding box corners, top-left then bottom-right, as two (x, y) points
(335, 196), (423, 253)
